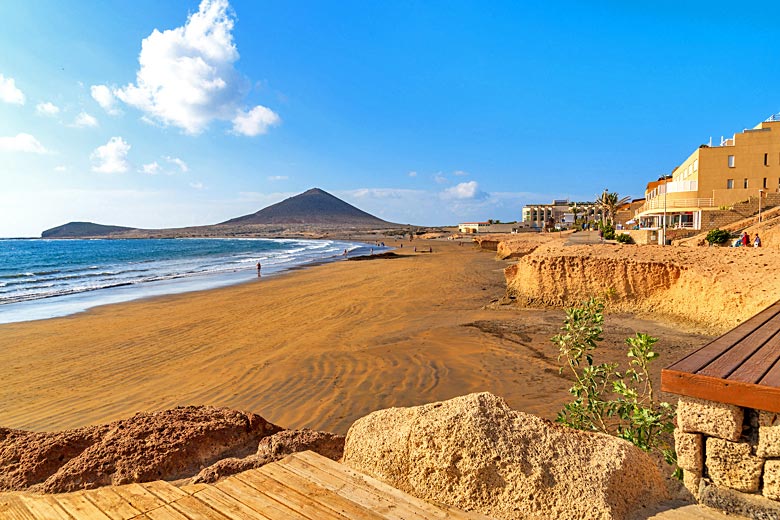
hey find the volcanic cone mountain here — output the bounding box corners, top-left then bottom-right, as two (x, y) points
(220, 188), (394, 227)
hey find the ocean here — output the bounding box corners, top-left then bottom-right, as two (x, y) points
(0, 237), (378, 324)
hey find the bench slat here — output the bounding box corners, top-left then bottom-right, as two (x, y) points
(666, 303), (780, 374)
(698, 313), (780, 379)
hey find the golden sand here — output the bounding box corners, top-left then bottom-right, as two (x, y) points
(0, 241), (709, 434)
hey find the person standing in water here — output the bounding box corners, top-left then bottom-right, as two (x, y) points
(256, 261), (262, 277)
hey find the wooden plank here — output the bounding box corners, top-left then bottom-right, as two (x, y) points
(291, 451), (473, 519)
(666, 303), (780, 373)
(235, 470), (348, 520)
(168, 494), (232, 520)
(0, 495), (37, 520)
(728, 332), (780, 384)
(214, 478), (309, 520)
(190, 485), (273, 520)
(112, 484), (168, 514)
(259, 463), (387, 520)
(144, 505), (190, 520)
(18, 496), (72, 520)
(140, 481), (188, 503)
(52, 492), (113, 520)
(698, 313), (780, 379)
(277, 453), (443, 520)
(759, 356), (780, 387)
(81, 487), (141, 520)
(179, 484), (209, 496)
(661, 369), (780, 412)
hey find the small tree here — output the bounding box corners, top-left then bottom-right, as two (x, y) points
(553, 298), (677, 472)
(706, 228), (731, 245)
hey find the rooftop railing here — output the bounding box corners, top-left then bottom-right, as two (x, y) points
(639, 197), (714, 212)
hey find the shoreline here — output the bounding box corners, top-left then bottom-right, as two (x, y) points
(0, 237), (389, 325)
(0, 241), (711, 435)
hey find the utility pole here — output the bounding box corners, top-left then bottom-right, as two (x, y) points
(759, 189), (764, 223)
(662, 183), (667, 247)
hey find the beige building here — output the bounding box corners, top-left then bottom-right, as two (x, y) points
(522, 199), (603, 229)
(636, 115), (780, 230)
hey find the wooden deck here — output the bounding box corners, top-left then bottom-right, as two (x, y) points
(661, 301), (780, 412)
(0, 451), (492, 520)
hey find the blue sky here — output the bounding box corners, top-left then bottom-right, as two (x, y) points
(1, 1), (779, 237)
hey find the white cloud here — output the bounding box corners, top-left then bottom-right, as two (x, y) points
(72, 112), (99, 128)
(54, 165), (67, 172)
(35, 102), (60, 117)
(453, 170), (468, 176)
(0, 74), (25, 104)
(141, 161), (162, 175)
(434, 173), (448, 184)
(0, 133), (48, 153)
(114, 0), (279, 136)
(190, 181), (204, 190)
(408, 171), (417, 177)
(164, 156), (189, 172)
(267, 175), (288, 181)
(231, 105), (280, 136)
(90, 84), (121, 115)
(91, 137), (130, 173)
(442, 181), (486, 200)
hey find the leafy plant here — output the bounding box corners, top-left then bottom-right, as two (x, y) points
(705, 228), (731, 245)
(553, 298), (678, 474)
(615, 233), (634, 244)
(599, 221), (616, 240)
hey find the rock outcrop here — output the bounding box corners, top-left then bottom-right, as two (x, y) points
(342, 392), (667, 520)
(0, 406), (282, 493)
(193, 428), (345, 483)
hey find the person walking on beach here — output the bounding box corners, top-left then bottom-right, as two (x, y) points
(256, 261), (262, 277)
(343, 249), (348, 256)
(754, 234), (762, 247)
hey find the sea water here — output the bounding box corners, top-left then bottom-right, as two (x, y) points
(0, 238), (377, 324)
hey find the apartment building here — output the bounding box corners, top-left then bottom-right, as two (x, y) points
(636, 115), (780, 230)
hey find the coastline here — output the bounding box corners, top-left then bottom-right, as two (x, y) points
(0, 237), (382, 325)
(0, 241), (711, 435)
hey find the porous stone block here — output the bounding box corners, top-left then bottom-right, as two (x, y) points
(677, 396), (743, 441)
(764, 459), (780, 501)
(682, 470), (701, 500)
(705, 437), (764, 493)
(674, 429), (703, 473)
(757, 411), (780, 458)
(699, 480), (780, 519)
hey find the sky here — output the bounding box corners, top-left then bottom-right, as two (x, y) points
(1, 1), (779, 237)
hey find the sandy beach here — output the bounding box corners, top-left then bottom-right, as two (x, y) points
(0, 241), (711, 435)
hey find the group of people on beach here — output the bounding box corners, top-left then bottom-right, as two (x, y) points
(733, 232), (761, 248)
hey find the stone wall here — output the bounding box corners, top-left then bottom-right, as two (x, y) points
(675, 396), (780, 519)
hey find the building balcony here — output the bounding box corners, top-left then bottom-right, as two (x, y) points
(637, 197), (714, 214)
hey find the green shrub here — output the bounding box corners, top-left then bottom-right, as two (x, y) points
(705, 228), (731, 245)
(599, 221), (615, 240)
(615, 233), (634, 244)
(553, 298), (678, 474)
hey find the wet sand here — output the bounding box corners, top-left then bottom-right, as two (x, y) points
(0, 241), (712, 434)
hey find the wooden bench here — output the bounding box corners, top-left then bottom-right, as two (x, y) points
(661, 300), (780, 412)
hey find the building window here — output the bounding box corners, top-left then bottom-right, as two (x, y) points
(728, 155), (735, 168)
(764, 178), (768, 189)
(727, 179), (734, 189)
(693, 159), (698, 171)
(765, 153), (769, 166)
(744, 178), (749, 189)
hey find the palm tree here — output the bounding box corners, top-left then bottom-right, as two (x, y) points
(569, 202), (580, 228)
(596, 190), (631, 226)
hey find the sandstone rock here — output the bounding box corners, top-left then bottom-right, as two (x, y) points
(0, 406), (282, 493)
(757, 411), (780, 458)
(674, 430), (703, 473)
(342, 392), (667, 520)
(256, 428), (344, 461)
(764, 459), (780, 501)
(677, 396), (743, 441)
(194, 429), (345, 484)
(705, 438), (764, 493)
